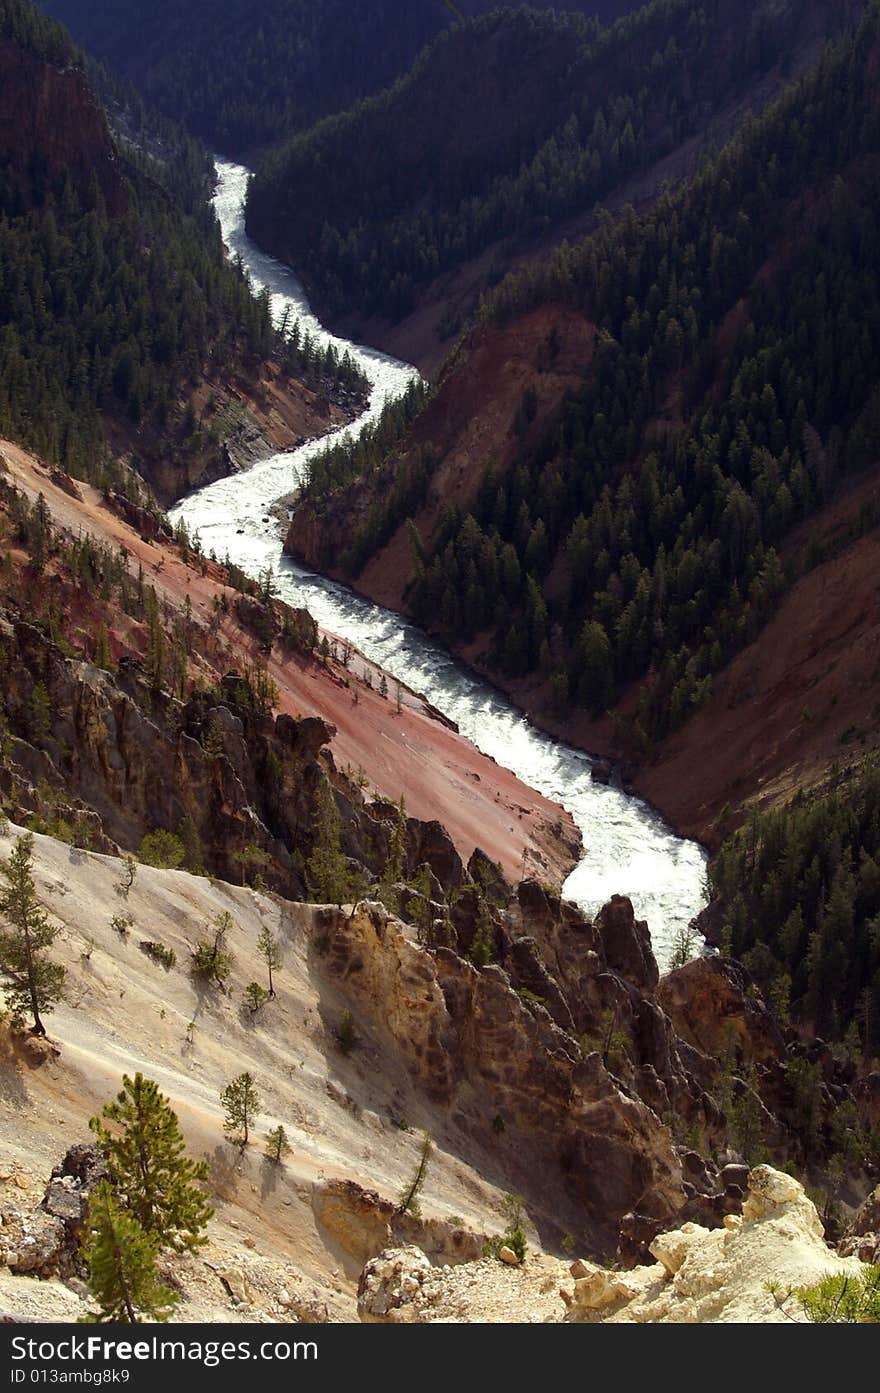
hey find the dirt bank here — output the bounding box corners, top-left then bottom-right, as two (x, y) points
(0, 439), (579, 887)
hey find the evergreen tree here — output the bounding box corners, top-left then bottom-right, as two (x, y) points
(337, 1007), (356, 1055)
(305, 776), (354, 906)
(397, 1130), (432, 1217)
(244, 981), (269, 1013)
(378, 796), (407, 911)
(221, 1071), (260, 1146)
(265, 1124), (292, 1164)
(94, 622), (113, 672)
(89, 1072), (213, 1253)
(0, 832), (65, 1035)
(257, 924), (281, 997)
(81, 1182), (178, 1324)
(191, 910), (235, 990)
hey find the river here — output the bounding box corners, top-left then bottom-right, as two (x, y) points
(169, 157), (708, 969)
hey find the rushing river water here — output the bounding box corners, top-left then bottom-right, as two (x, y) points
(170, 158), (708, 969)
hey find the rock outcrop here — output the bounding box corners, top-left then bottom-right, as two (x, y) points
(313, 1180), (485, 1268)
(563, 1165), (870, 1323)
(357, 1167), (872, 1323)
(839, 1185), (880, 1264)
(0, 1144), (105, 1279)
(0, 606), (507, 907)
(313, 899), (687, 1248)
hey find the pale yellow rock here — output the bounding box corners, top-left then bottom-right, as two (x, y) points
(571, 1267), (635, 1310)
(219, 1267), (252, 1305)
(498, 1246), (520, 1266)
(650, 1221), (710, 1276)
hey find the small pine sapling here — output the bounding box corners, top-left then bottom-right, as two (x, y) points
(221, 1071), (260, 1146)
(398, 1131), (433, 1218)
(265, 1125), (292, 1164)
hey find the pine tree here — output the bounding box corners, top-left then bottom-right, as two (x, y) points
(378, 797), (407, 912)
(305, 777), (353, 906)
(668, 920), (698, 970)
(244, 981), (269, 1013)
(89, 1073), (213, 1253)
(0, 832), (65, 1035)
(398, 1130), (432, 1217)
(94, 622), (113, 672)
(221, 1071), (260, 1146)
(257, 924), (281, 997)
(265, 1125), (292, 1164)
(81, 1182), (178, 1324)
(191, 910), (235, 990)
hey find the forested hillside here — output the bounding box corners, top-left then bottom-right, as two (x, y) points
(288, 3), (880, 746)
(39, 0), (645, 155)
(709, 758), (880, 1047)
(246, 0), (860, 331)
(0, 0), (367, 500)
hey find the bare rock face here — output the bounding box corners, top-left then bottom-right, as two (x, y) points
(839, 1185), (880, 1263)
(0, 1207), (66, 1276)
(313, 1180), (484, 1268)
(313, 902), (686, 1248)
(595, 895), (659, 990)
(357, 1246), (568, 1324)
(405, 820), (464, 893)
(657, 957), (786, 1067)
(0, 1143), (105, 1279)
(103, 493), (171, 542)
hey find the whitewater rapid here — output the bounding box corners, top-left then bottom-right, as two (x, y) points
(170, 158), (708, 969)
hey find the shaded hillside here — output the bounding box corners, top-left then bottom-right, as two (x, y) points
(39, 0), (645, 156)
(0, 0), (368, 504)
(287, 3), (880, 762)
(706, 756), (880, 1047)
(246, 0), (864, 356)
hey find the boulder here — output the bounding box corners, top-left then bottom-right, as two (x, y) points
(595, 895), (659, 990)
(838, 1185), (880, 1263)
(358, 1246), (434, 1322)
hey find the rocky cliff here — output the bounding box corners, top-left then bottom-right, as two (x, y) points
(0, 35), (125, 214)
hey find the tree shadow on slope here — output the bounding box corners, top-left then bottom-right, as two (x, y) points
(0, 1028), (29, 1109)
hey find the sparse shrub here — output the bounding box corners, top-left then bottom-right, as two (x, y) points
(484, 1193), (529, 1264)
(244, 981), (269, 1014)
(191, 911), (235, 990)
(767, 1267), (880, 1322)
(138, 830), (185, 869)
(579, 1007), (631, 1073)
(141, 941), (176, 970)
(337, 1008), (356, 1054)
